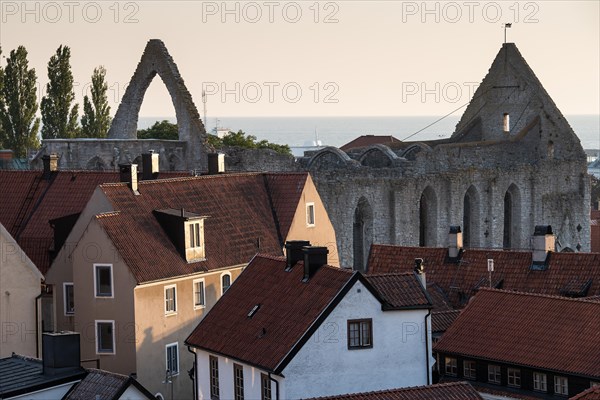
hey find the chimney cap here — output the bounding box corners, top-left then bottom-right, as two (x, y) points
(414, 258), (424, 274)
(449, 226), (462, 234)
(534, 225), (553, 236)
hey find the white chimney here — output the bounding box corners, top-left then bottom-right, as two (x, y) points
(503, 113), (510, 133)
(448, 226), (463, 258)
(532, 225), (555, 264)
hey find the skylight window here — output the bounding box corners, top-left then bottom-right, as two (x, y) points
(248, 304), (261, 318)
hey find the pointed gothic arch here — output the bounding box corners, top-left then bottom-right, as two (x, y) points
(107, 39), (208, 169)
(353, 197), (373, 272)
(503, 183), (522, 249)
(463, 185), (481, 248)
(419, 186), (438, 247)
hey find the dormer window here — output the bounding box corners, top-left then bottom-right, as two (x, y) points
(154, 208), (209, 263)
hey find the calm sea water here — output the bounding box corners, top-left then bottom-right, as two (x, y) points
(140, 115), (600, 154)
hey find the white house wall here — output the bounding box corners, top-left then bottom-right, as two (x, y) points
(281, 280), (429, 399)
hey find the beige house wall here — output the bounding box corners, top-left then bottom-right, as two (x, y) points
(285, 175), (340, 266)
(46, 188), (113, 333)
(134, 266), (244, 399)
(71, 218), (137, 374)
(0, 224), (43, 358)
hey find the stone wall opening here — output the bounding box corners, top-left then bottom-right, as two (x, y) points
(503, 183), (522, 249)
(419, 186), (438, 247)
(463, 185), (481, 248)
(353, 197), (373, 272)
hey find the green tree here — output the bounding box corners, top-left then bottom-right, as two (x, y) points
(41, 45), (79, 138)
(0, 46), (40, 157)
(137, 120), (178, 140)
(81, 66), (111, 138)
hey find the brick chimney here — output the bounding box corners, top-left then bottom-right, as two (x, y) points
(208, 153), (225, 175)
(284, 240), (311, 271)
(42, 153), (59, 174)
(448, 226), (463, 258)
(414, 258), (426, 288)
(42, 332), (81, 376)
(119, 163), (139, 194)
(532, 225), (555, 264)
(302, 246), (328, 282)
(142, 150), (159, 180)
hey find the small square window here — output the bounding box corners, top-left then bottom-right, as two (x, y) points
(193, 279), (205, 308)
(94, 264), (113, 297)
(165, 285), (177, 314)
(306, 203), (315, 226)
(166, 342), (179, 376)
(64, 283), (74, 315)
(96, 320), (115, 354)
(488, 364), (501, 384)
(445, 357), (457, 376)
(554, 376), (568, 396)
(534, 372), (547, 392)
(463, 360), (476, 379)
(508, 368), (521, 387)
(347, 319), (372, 349)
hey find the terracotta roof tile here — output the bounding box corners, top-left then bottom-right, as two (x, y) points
(185, 254), (354, 372)
(434, 289), (600, 378)
(340, 135), (401, 151)
(263, 173), (307, 239)
(431, 310), (461, 333)
(571, 386), (600, 400)
(305, 381), (483, 400)
(98, 173), (304, 283)
(368, 245), (600, 307)
(63, 369), (129, 400)
(365, 273), (430, 309)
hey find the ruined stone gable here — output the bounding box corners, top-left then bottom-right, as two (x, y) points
(303, 43), (590, 270)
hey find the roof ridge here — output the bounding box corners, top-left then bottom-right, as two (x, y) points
(479, 287), (600, 305)
(308, 381), (474, 399)
(95, 211), (121, 219)
(366, 271), (415, 277)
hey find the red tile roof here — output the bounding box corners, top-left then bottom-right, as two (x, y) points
(340, 135), (401, 151)
(431, 310), (461, 333)
(365, 273), (430, 309)
(434, 289), (600, 379)
(186, 254), (430, 373)
(263, 173), (307, 239)
(63, 368), (155, 400)
(305, 381), (483, 400)
(571, 386), (600, 400)
(0, 171), (121, 274)
(96, 173), (310, 283)
(186, 254), (355, 372)
(368, 244), (600, 307)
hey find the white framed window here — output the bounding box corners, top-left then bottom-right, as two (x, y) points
(94, 264), (113, 298)
(306, 203), (315, 227)
(508, 368), (521, 387)
(165, 284), (177, 315)
(193, 279), (205, 309)
(189, 222), (202, 248)
(534, 372), (547, 392)
(554, 376), (568, 396)
(63, 282), (74, 315)
(488, 364), (501, 384)
(166, 342), (179, 376)
(221, 273), (231, 295)
(347, 319), (372, 349)
(445, 357), (457, 376)
(95, 320), (115, 354)
(463, 360), (476, 379)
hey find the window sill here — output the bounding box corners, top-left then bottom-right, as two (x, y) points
(347, 346), (373, 350)
(194, 305), (206, 311)
(165, 312), (178, 317)
(97, 351), (115, 355)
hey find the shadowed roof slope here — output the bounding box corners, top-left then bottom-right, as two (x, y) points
(185, 254), (355, 372)
(340, 135), (401, 151)
(571, 385), (600, 400)
(306, 381), (483, 400)
(434, 289), (600, 378)
(96, 173), (309, 283)
(263, 173), (307, 239)
(368, 244), (600, 307)
(186, 254), (431, 373)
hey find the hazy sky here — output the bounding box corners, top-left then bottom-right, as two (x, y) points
(1, 1), (598, 117)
